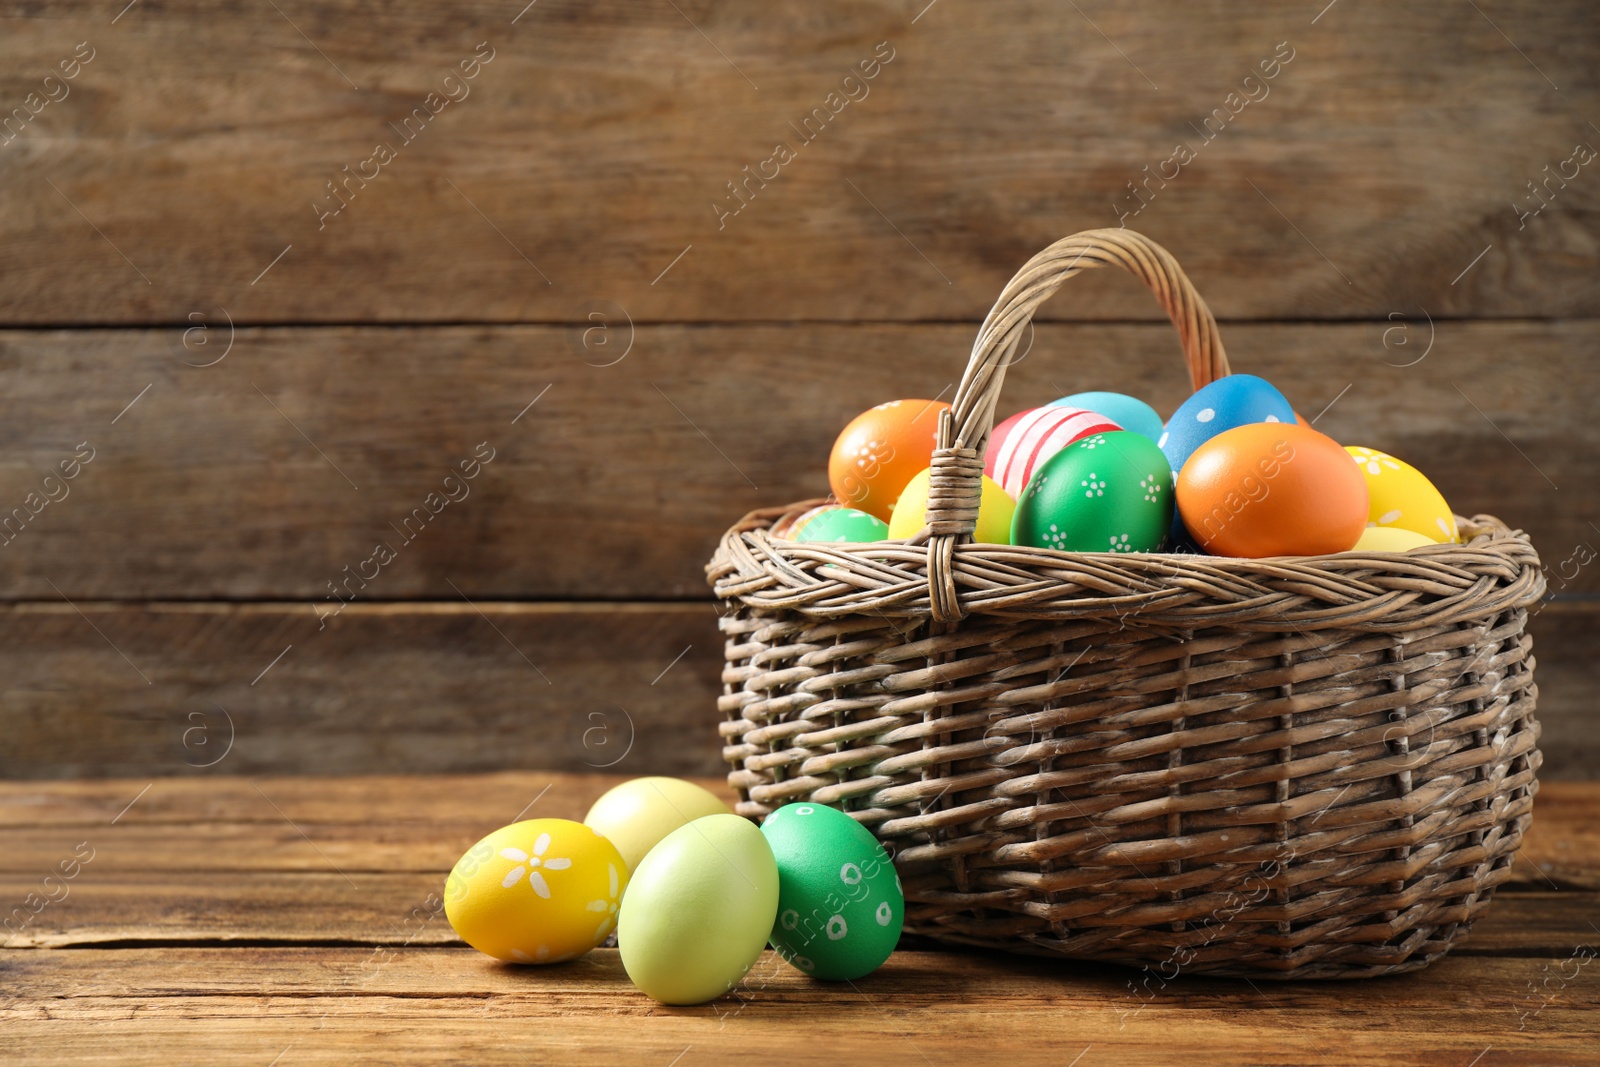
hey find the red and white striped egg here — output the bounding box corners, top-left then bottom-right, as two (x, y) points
(984, 406), (1123, 499)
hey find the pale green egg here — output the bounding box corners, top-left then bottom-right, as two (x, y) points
(617, 813), (779, 1005)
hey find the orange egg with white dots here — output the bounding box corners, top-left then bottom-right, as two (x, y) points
(827, 399), (951, 522)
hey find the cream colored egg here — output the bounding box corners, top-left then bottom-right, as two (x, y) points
(1351, 525), (1435, 552)
(1345, 445), (1460, 544)
(887, 467), (1015, 544)
(583, 777), (732, 873)
(444, 818), (627, 964)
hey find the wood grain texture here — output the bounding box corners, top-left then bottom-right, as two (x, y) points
(0, 770), (644, 827)
(4, 774), (1590, 883)
(1, 321), (1593, 600)
(3, 774), (1591, 885)
(11, 884), (1597, 957)
(3, 950), (1594, 1066)
(3, 775), (1597, 1065)
(6, 942), (1597, 996)
(0, 775), (1592, 948)
(2, 601), (1596, 780)
(6, 873), (1595, 954)
(0, 2), (1596, 325)
(0, 950), (1596, 1066)
(0, 603), (726, 779)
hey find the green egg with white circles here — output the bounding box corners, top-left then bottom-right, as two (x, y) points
(1011, 430), (1173, 553)
(761, 802), (903, 981)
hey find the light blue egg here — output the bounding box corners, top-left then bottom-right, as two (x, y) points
(1052, 391), (1165, 442)
(1158, 374), (1296, 477)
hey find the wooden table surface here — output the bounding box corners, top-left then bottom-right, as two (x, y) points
(4, 773), (1597, 1065)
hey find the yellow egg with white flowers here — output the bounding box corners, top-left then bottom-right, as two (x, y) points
(1345, 445), (1459, 544)
(444, 818), (627, 964)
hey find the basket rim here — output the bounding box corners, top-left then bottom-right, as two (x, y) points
(706, 498), (1545, 632)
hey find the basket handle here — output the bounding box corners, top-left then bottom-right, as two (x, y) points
(918, 228), (1231, 622)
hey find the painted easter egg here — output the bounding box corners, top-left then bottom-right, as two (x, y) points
(1052, 391), (1164, 442)
(984, 406), (1122, 499)
(1176, 423), (1368, 557)
(762, 802), (903, 981)
(771, 502), (836, 540)
(1010, 430), (1173, 553)
(828, 400), (951, 522)
(887, 466), (1015, 544)
(794, 507), (890, 543)
(1344, 446), (1460, 544)
(445, 818), (628, 964)
(1351, 526), (1435, 552)
(1159, 374), (1298, 476)
(617, 813), (779, 1005)
(583, 777), (732, 874)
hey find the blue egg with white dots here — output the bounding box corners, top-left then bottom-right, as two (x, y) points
(1159, 374), (1296, 478)
(1052, 391), (1165, 443)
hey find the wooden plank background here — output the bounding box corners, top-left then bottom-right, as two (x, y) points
(2, 0), (1599, 323)
(0, 1), (1596, 779)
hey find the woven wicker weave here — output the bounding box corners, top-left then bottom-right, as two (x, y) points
(706, 229), (1545, 979)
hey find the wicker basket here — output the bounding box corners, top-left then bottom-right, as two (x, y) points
(706, 229), (1545, 979)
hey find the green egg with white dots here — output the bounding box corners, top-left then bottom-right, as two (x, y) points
(1011, 430), (1173, 553)
(761, 802), (903, 981)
